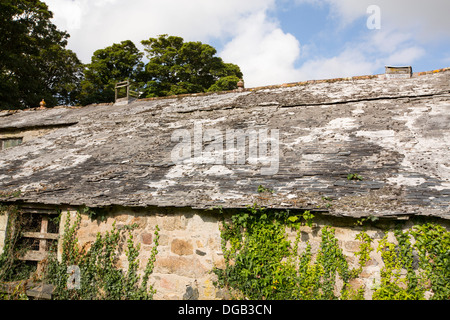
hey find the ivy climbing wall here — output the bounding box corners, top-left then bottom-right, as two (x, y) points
(54, 207), (450, 300)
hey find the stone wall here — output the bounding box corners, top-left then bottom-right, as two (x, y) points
(58, 207), (225, 300)
(56, 206), (450, 300)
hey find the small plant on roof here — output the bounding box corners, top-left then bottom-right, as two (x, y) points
(347, 173), (363, 181)
(257, 185), (274, 193)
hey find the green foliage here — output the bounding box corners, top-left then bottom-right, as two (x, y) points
(372, 233), (424, 300)
(2, 203), (449, 301)
(0, 281), (29, 300)
(321, 196), (333, 208)
(141, 34), (243, 97)
(296, 227), (370, 300)
(213, 206), (368, 300)
(347, 173), (363, 181)
(300, 210), (315, 228)
(0, 0), (83, 109)
(371, 223), (450, 300)
(355, 215), (379, 226)
(0, 205), (159, 300)
(0, 190), (22, 198)
(80, 205), (108, 222)
(79, 40), (144, 105)
(257, 185), (274, 194)
(214, 206), (295, 299)
(78, 34), (244, 104)
(316, 226), (351, 299)
(207, 75), (241, 92)
(213, 206), (450, 300)
(45, 210), (160, 300)
(410, 223), (450, 300)
(2, 13), (244, 109)
(0, 205), (36, 283)
(353, 231), (373, 275)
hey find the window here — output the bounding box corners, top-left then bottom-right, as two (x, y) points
(0, 137), (23, 150)
(18, 212), (60, 262)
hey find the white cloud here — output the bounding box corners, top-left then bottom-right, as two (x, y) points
(302, 0), (450, 40)
(385, 47), (426, 66)
(42, 0), (448, 88)
(363, 29), (427, 67)
(44, 0), (305, 87)
(220, 6), (427, 86)
(289, 0), (443, 80)
(220, 10), (302, 87)
(296, 48), (380, 80)
(44, 0), (275, 63)
(45, 0), (84, 30)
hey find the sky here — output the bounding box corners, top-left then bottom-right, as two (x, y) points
(43, 0), (450, 88)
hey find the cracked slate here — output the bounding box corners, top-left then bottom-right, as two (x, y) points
(0, 70), (449, 220)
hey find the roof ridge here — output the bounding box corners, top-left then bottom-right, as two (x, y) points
(4, 67), (449, 112)
(138, 66), (450, 101)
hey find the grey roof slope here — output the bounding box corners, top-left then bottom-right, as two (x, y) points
(1, 69), (450, 220)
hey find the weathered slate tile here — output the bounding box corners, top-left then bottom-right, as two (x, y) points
(0, 70), (449, 220)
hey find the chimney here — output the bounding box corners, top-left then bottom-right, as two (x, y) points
(385, 66), (412, 79)
(237, 79), (244, 91)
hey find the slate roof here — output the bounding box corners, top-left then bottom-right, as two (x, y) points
(1, 69), (450, 220)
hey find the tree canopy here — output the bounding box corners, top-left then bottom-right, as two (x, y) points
(79, 35), (244, 103)
(79, 40), (144, 106)
(0, 1), (244, 109)
(140, 34), (243, 97)
(0, 0), (83, 109)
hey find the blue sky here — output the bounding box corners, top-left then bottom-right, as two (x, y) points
(271, 1), (450, 74)
(44, 0), (450, 87)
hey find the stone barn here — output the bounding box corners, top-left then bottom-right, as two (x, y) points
(0, 67), (449, 300)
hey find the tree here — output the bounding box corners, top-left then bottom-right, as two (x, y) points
(0, 0), (83, 109)
(79, 40), (144, 105)
(38, 44), (83, 106)
(141, 34), (243, 97)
